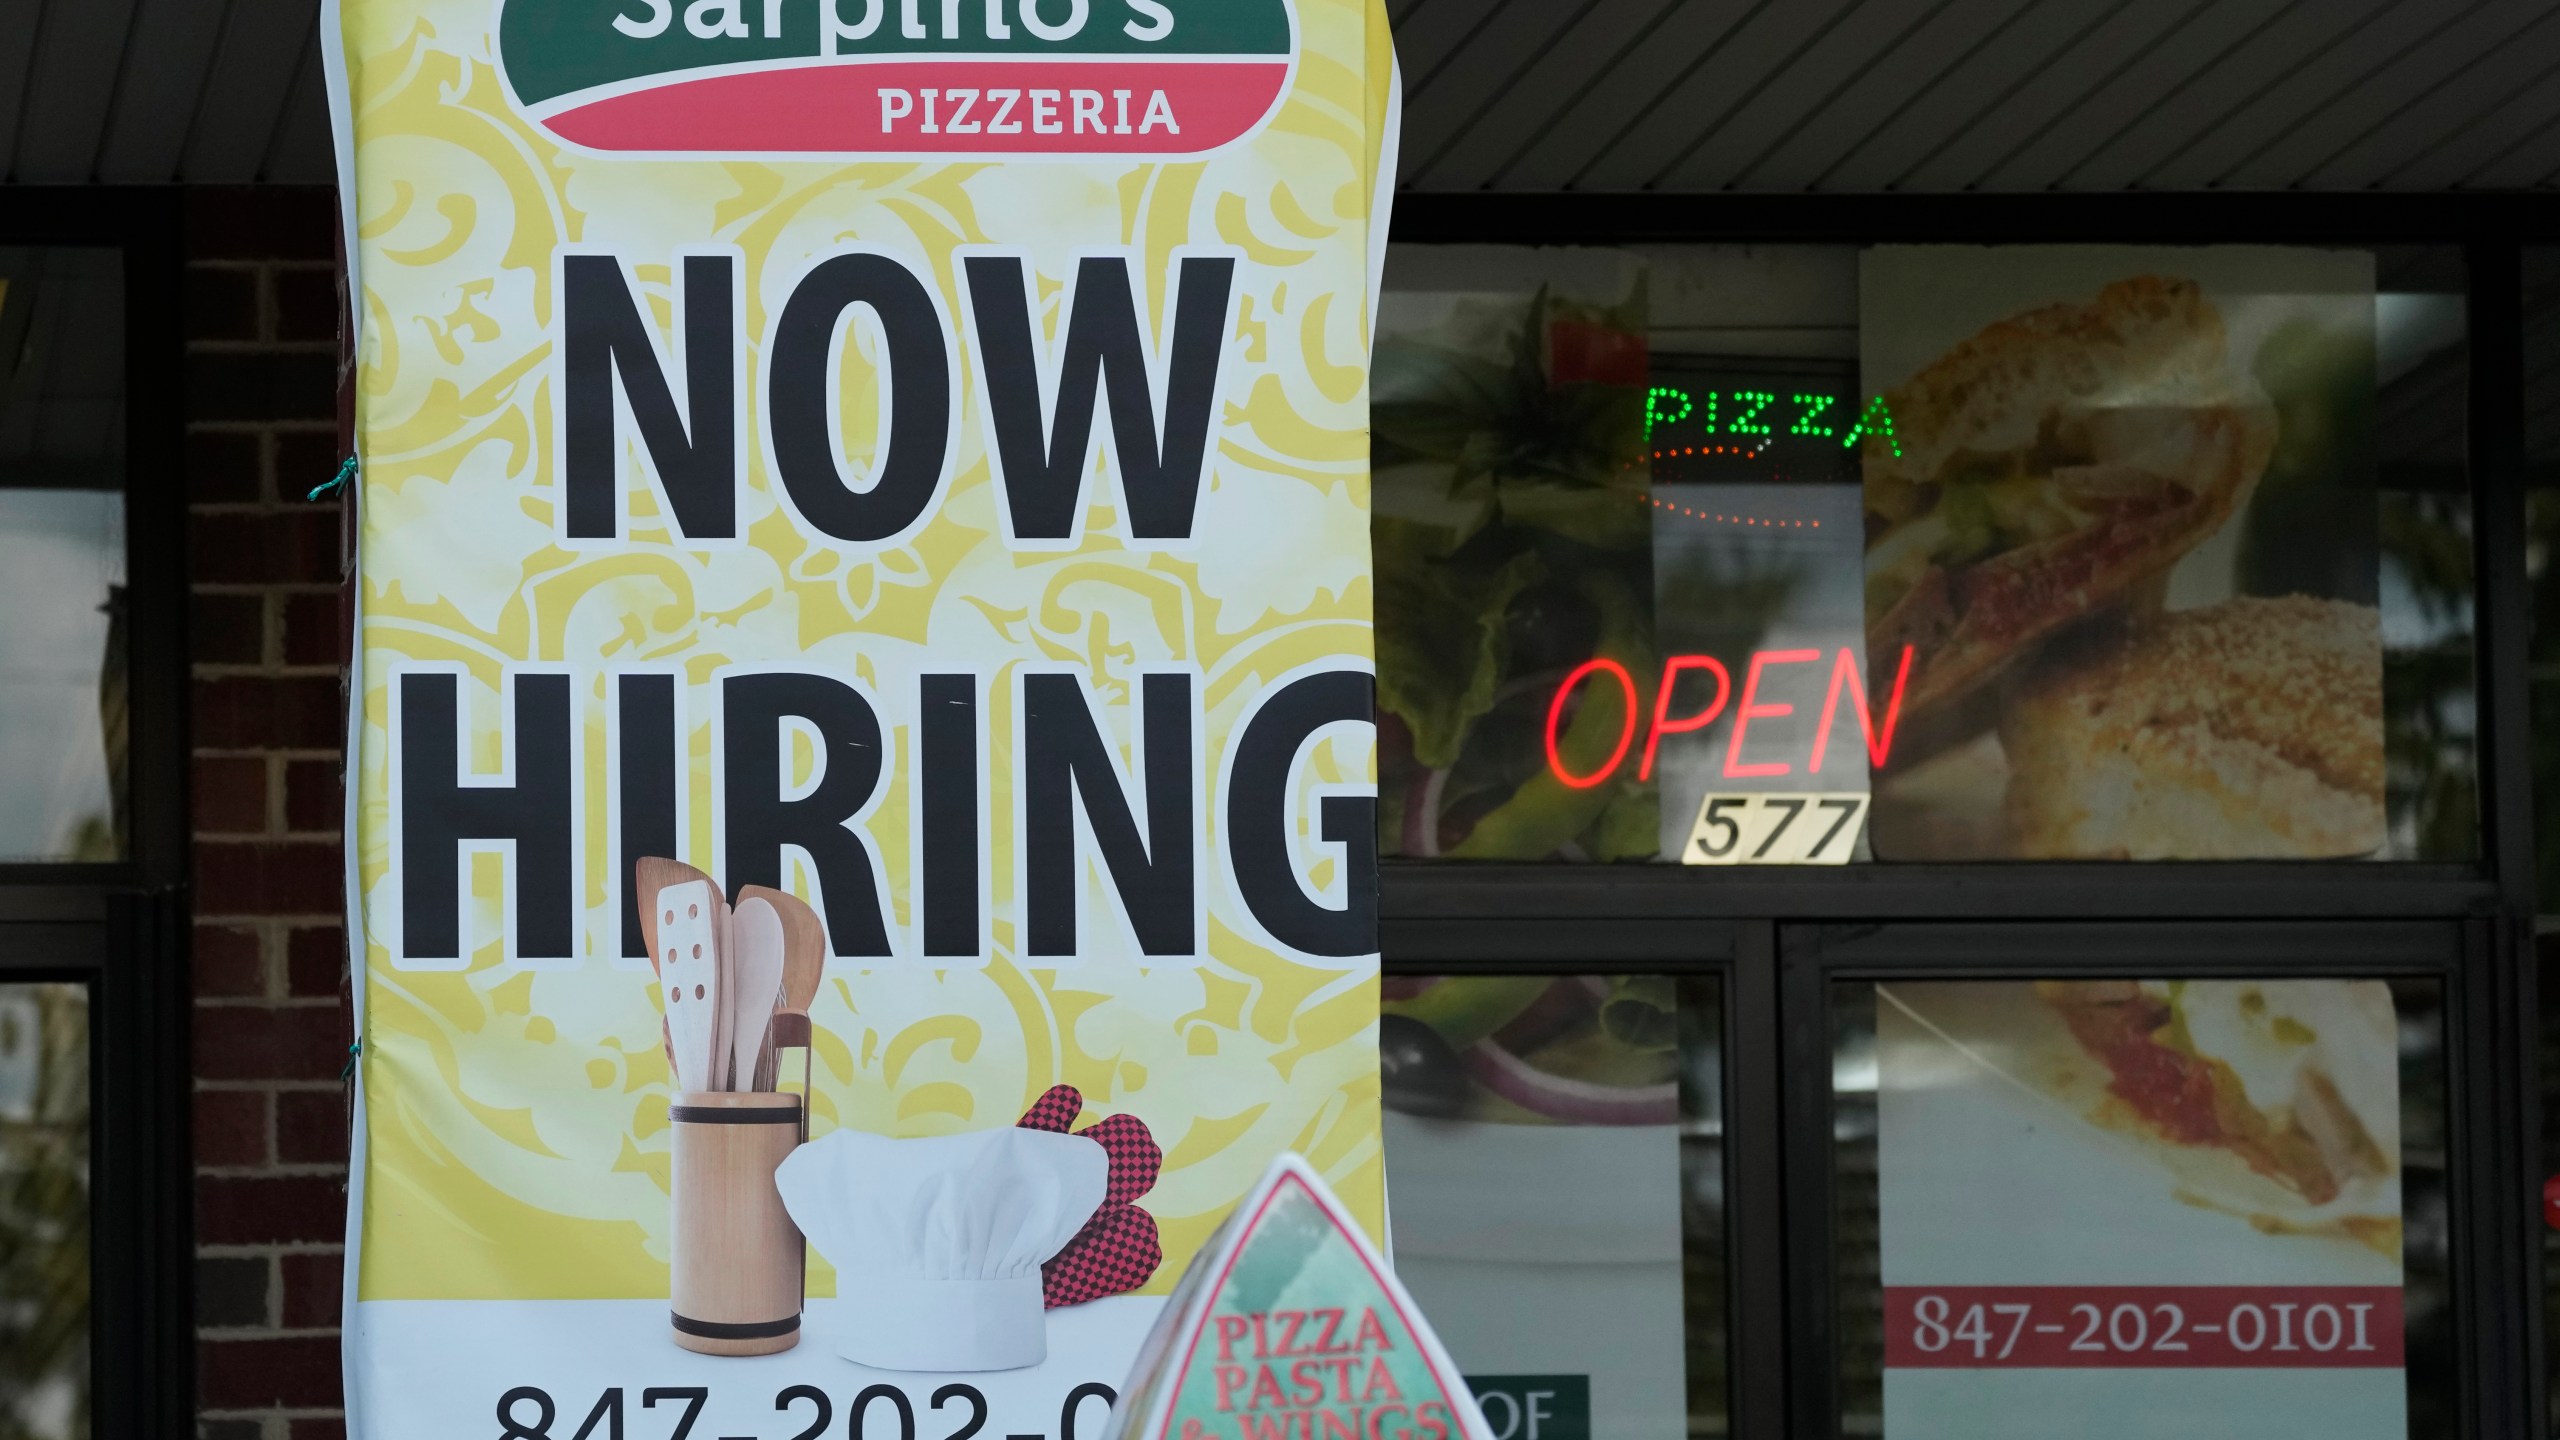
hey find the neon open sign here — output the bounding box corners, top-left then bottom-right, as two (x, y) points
(1644, 387), (1901, 457)
(1544, 645), (1916, 787)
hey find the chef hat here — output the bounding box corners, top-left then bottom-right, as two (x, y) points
(777, 1127), (1108, 1372)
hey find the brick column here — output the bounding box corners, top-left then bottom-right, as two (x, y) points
(184, 188), (352, 1440)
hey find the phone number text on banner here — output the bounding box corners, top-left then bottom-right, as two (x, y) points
(1883, 1287), (2404, 1369)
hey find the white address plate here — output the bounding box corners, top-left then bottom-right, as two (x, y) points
(1682, 792), (1869, 865)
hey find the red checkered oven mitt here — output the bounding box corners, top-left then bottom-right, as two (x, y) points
(1019, 1084), (1162, 1307)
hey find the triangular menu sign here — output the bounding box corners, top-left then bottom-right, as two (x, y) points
(1105, 1154), (1490, 1440)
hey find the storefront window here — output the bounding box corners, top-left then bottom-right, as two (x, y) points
(1830, 977), (2451, 1438)
(0, 981), (89, 1440)
(1374, 243), (2476, 865)
(1380, 975), (1726, 1437)
(2519, 250), (2560, 906)
(0, 248), (128, 863)
(2519, 247), (2560, 1437)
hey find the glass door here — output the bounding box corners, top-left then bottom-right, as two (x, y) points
(1779, 920), (2479, 1440)
(1381, 918), (1744, 1440)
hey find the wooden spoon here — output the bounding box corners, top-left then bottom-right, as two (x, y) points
(726, 898), (787, 1093)
(736, 885), (825, 1092)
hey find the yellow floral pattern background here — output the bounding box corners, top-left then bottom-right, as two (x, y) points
(338, 0), (1394, 1301)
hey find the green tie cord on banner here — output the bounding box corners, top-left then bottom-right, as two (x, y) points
(311, 455), (357, 502)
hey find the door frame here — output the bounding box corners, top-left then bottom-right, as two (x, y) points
(1777, 918), (2487, 1439)
(0, 186), (195, 1440)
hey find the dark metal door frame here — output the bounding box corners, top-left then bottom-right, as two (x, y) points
(1777, 918), (2486, 1439)
(0, 186), (195, 1440)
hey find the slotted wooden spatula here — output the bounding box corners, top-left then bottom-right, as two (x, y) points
(636, 857), (717, 1076)
(654, 877), (726, 1094)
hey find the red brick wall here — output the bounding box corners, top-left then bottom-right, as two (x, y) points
(185, 188), (353, 1440)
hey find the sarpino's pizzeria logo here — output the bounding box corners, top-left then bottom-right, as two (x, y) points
(497, 0), (1297, 156)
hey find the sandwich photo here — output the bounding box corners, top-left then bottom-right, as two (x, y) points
(1860, 247), (2386, 860)
(1999, 596), (2385, 859)
(1863, 274), (2276, 734)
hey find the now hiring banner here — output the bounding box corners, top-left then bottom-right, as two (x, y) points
(324, 0), (1402, 1434)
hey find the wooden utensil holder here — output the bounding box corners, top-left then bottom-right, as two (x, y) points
(670, 1090), (803, 1355)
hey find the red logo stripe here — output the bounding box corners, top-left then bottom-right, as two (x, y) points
(543, 60), (1289, 155)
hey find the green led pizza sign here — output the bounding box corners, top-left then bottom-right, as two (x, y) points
(1644, 387), (1901, 457)
(497, 0), (1296, 156)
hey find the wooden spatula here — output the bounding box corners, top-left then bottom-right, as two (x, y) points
(635, 857), (712, 966)
(654, 877), (726, 1094)
(635, 857), (717, 1076)
(726, 898), (788, 1093)
(737, 886), (824, 1093)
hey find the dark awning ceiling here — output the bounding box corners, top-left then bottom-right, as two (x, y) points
(6, 0), (2560, 190)
(1387, 0), (2560, 192)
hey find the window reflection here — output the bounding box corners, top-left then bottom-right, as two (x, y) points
(0, 492), (126, 863)
(2517, 248), (2560, 1435)
(2369, 248), (2475, 863)
(0, 247), (128, 863)
(0, 983), (89, 1440)
(2514, 251), (2560, 904)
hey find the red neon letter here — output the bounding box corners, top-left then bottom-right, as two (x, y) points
(1808, 644), (1914, 773)
(1545, 658), (1639, 789)
(1640, 655), (1731, 781)
(1723, 649), (1818, 779)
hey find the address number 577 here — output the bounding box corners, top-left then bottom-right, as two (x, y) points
(1683, 793), (1867, 865)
